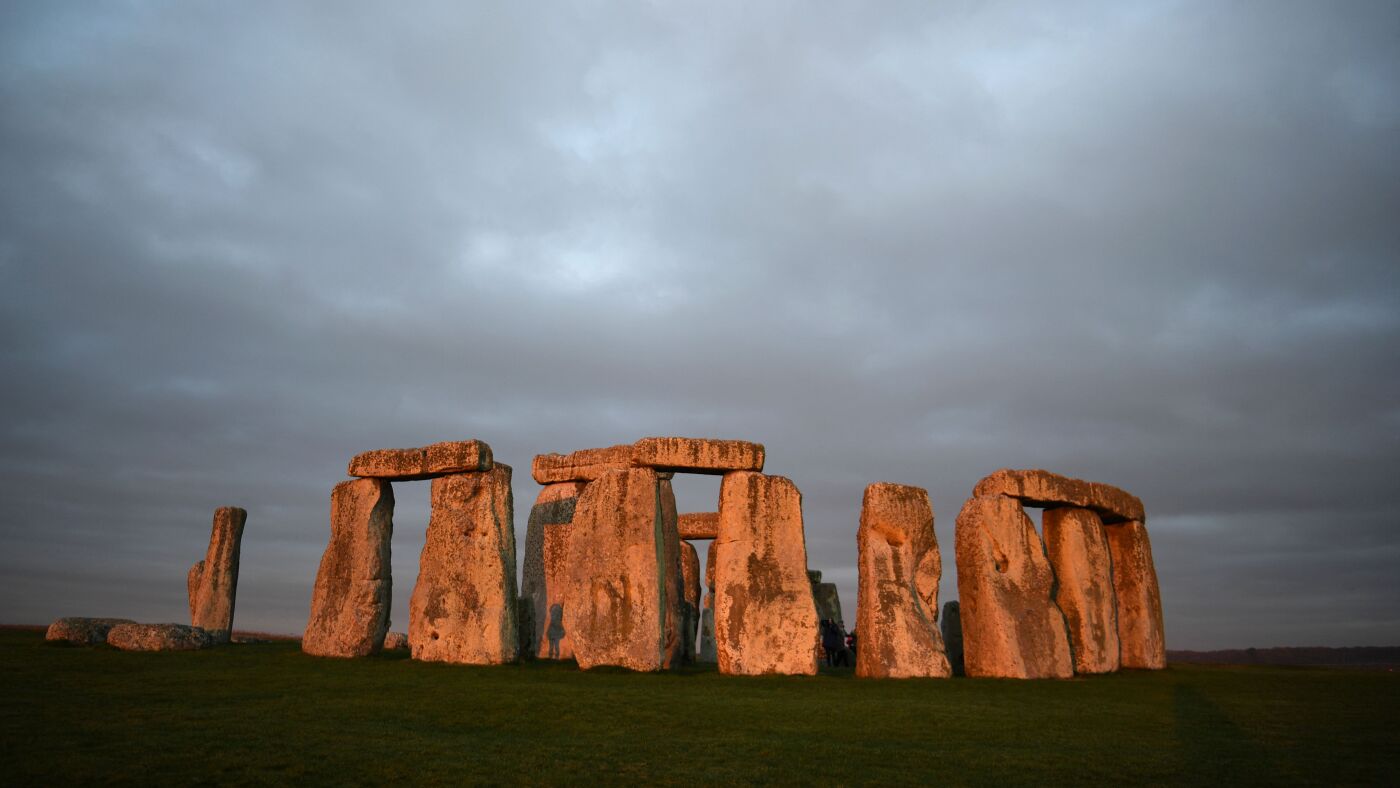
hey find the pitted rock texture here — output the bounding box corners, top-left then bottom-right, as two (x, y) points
(972, 468), (1144, 524)
(954, 495), (1073, 679)
(941, 601), (965, 676)
(714, 471), (819, 676)
(562, 468), (684, 671)
(632, 437), (765, 475)
(303, 478), (395, 658)
(1106, 519), (1167, 669)
(382, 631), (409, 650)
(45, 617), (137, 646)
(187, 506), (246, 644)
(678, 512), (720, 540)
(348, 440), (493, 481)
(532, 445), (634, 484)
(1043, 507), (1120, 674)
(107, 623), (213, 651)
(855, 483), (951, 679)
(520, 481), (588, 659)
(681, 540), (702, 662)
(409, 466), (519, 665)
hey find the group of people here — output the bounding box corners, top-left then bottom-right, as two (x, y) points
(819, 619), (856, 667)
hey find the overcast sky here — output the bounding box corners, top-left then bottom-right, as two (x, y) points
(2, 2), (1396, 650)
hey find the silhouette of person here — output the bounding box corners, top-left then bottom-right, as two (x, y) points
(546, 603), (565, 659)
(821, 619), (845, 666)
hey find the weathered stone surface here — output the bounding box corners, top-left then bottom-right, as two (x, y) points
(632, 437), (765, 475)
(1106, 519), (1167, 669)
(855, 483), (951, 679)
(45, 617), (136, 646)
(187, 506), (246, 644)
(520, 481), (588, 660)
(941, 601), (964, 676)
(681, 540), (702, 662)
(562, 468), (684, 671)
(706, 538), (718, 592)
(658, 476), (687, 666)
(698, 597), (717, 662)
(382, 631), (409, 650)
(972, 468), (1144, 524)
(678, 512), (720, 540)
(303, 478), (394, 658)
(954, 495), (1073, 679)
(714, 472), (818, 676)
(107, 623), (213, 651)
(1044, 507), (1120, 674)
(531, 445), (633, 484)
(348, 440), (492, 481)
(409, 466), (519, 665)
(812, 582), (843, 625)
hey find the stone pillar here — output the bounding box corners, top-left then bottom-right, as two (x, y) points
(940, 600), (964, 676)
(698, 539), (718, 663)
(188, 506), (247, 644)
(714, 471), (818, 676)
(408, 465), (519, 665)
(953, 495), (1072, 679)
(519, 481), (587, 659)
(1106, 519), (1166, 669)
(1043, 506), (1120, 674)
(680, 540), (701, 663)
(855, 483), (951, 679)
(658, 476), (686, 667)
(304, 479), (394, 657)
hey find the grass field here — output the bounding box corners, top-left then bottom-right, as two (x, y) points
(3, 629), (1396, 785)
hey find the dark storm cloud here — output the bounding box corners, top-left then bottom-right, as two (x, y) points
(2, 1), (1397, 647)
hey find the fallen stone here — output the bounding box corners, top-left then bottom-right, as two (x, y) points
(187, 506), (246, 645)
(941, 601), (964, 676)
(972, 468), (1144, 524)
(303, 478), (395, 658)
(681, 540), (701, 662)
(1106, 519), (1167, 669)
(348, 439), (493, 481)
(714, 471), (818, 676)
(409, 465), (519, 665)
(45, 617), (137, 646)
(519, 481), (589, 660)
(678, 511), (720, 540)
(855, 483), (951, 679)
(531, 444), (633, 484)
(382, 631), (409, 650)
(1043, 507), (1120, 674)
(107, 623), (213, 651)
(632, 437), (765, 475)
(954, 495), (1073, 679)
(562, 468), (684, 671)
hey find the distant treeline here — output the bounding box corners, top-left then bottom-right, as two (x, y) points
(1168, 646), (1400, 669)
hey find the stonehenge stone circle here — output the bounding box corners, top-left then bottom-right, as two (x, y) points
(1107, 519), (1167, 669)
(520, 480), (587, 660)
(954, 494), (1074, 679)
(940, 601), (964, 676)
(187, 506), (246, 644)
(1043, 506), (1120, 674)
(681, 540), (702, 662)
(45, 617), (137, 646)
(107, 623), (213, 651)
(678, 511), (720, 540)
(714, 471), (818, 676)
(348, 439), (493, 481)
(409, 465), (519, 665)
(855, 483), (951, 679)
(303, 478), (395, 658)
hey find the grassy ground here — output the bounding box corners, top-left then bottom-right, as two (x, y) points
(2, 629), (1396, 785)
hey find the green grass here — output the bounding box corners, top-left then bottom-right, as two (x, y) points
(2, 629), (1396, 785)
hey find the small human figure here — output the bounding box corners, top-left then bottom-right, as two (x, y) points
(546, 603), (565, 659)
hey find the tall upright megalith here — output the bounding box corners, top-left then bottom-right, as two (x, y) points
(941, 600), (964, 676)
(519, 481), (588, 659)
(187, 506), (247, 644)
(1106, 519), (1166, 669)
(1043, 506), (1120, 674)
(855, 483), (950, 679)
(680, 540), (701, 662)
(698, 539), (719, 662)
(714, 472), (818, 676)
(304, 479), (394, 657)
(409, 465), (519, 665)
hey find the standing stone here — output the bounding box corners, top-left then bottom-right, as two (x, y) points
(187, 506), (246, 644)
(304, 479), (394, 658)
(658, 476), (687, 666)
(698, 539), (719, 662)
(941, 601), (964, 676)
(714, 472), (818, 676)
(1106, 519), (1167, 669)
(1043, 506), (1120, 674)
(409, 465), (519, 665)
(812, 581), (844, 626)
(562, 468), (684, 671)
(519, 481), (588, 659)
(382, 631), (409, 650)
(954, 495), (1073, 679)
(855, 483), (951, 679)
(45, 617), (137, 646)
(681, 540), (701, 662)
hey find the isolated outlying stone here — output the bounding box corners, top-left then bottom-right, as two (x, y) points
(681, 540), (701, 662)
(520, 481), (588, 660)
(187, 506), (246, 644)
(45, 617), (137, 646)
(678, 512), (720, 540)
(1107, 519), (1167, 669)
(382, 631), (409, 650)
(972, 468), (1144, 524)
(941, 601), (964, 676)
(714, 472), (818, 676)
(303, 478), (395, 658)
(632, 437), (765, 475)
(107, 623), (213, 651)
(954, 495), (1073, 679)
(856, 483), (951, 679)
(409, 466), (519, 665)
(348, 440), (493, 481)
(1043, 506), (1120, 674)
